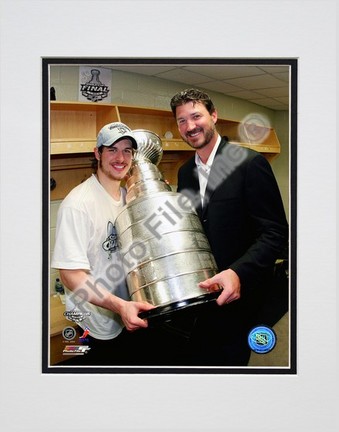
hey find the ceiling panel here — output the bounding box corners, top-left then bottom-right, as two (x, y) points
(225, 74), (288, 90)
(227, 90), (269, 100)
(196, 80), (244, 93)
(155, 68), (212, 84)
(182, 65), (266, 80)
(101, 63), (291, 110)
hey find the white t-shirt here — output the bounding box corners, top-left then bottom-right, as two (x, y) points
(51, 174), (129, 340)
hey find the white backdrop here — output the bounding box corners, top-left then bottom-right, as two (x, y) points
(0, 1), (337, 431)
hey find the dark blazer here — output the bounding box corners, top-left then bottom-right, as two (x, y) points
(177, 137), (288, 298)
(165, 137), (289, 365)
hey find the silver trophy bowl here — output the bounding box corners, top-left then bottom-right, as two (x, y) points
(115, 129), (221, 323)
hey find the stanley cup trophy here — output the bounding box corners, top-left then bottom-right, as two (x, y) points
(115, 129), (222, 323)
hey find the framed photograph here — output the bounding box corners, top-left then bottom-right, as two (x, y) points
(42, 57), (297, 375)
(1, 1), (336, 431)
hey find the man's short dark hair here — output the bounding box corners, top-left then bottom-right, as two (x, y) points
(170, 88), (216, 117)
(91, 145), (104, 172)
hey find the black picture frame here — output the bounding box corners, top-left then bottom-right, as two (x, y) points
(42, 57), (297, 375)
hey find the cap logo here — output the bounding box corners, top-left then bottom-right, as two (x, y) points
(108, 123), (130, 134)
(97, 122), (136, 149)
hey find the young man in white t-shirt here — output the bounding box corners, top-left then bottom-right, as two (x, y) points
(51, 122), (155, 365)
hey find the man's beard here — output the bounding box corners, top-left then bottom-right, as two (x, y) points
(182, 124), (216, 150)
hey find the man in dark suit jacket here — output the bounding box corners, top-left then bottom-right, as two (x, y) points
(169, 88), (288, 366)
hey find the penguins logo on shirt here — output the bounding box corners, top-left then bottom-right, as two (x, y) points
(102, 221), (118, 259)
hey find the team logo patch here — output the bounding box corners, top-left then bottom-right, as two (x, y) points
(102, 221), (118, 259)
(62, 326), (77, 341)
(248, 325), (277, 354)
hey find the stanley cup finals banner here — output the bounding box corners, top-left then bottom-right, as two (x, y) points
(78, 66), (112, 103)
